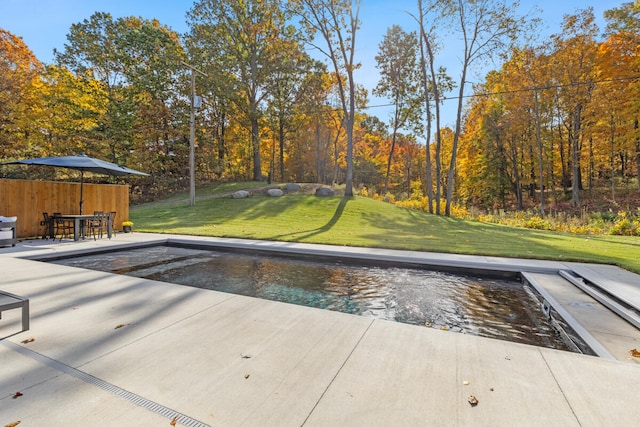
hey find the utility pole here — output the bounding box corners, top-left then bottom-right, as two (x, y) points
(181, 61), (207, 207)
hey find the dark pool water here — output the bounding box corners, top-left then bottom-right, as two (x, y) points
(50, 245), (570, 350)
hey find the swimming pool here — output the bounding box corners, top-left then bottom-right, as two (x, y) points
(49, 245), (573, 351)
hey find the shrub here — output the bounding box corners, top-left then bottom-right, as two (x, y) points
(525, 216), (551, 230)
(608, 212), (640, 236)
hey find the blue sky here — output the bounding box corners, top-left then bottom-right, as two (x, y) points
(0, 0), (623, 126)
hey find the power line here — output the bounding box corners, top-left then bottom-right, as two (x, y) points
(366, 102), (395, 109)
(364, 75), (640, 109)
(457, 75), (640, 100)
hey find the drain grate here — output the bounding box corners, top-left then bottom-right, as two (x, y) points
(3, 341), (210, 427)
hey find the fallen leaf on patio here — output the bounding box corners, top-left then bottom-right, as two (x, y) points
(244, 374), (250, 379)
(504, 356), (511, 360)
(463, 381), (470, 386)
(12, 392), (23, 399)
(441, 326), (448, 331)
(630, 348), (640, 357)
(240, 354), (251, 359)
(114, 324), (127, 329)
(20, 338), (34, 344)
(468, 395), (479, 407)
(425, 322), (432, 327)
(170, 415), (178, 426)
(5, 421), (21, 427)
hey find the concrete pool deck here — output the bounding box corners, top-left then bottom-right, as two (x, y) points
(1, 233), (640, 426)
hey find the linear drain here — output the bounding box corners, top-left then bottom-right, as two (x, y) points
(3, 341), (210, 427)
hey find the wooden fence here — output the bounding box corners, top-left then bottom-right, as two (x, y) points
(0, 179), (130, 239)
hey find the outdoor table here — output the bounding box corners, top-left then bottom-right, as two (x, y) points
(56, 214), (112, 241)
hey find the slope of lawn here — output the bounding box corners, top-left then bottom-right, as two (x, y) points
(131, 187), (640, 274)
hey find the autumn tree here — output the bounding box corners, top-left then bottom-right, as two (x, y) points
(374, 25), (422, 194)
(0, 29), (45, 160)
(412, 0), (454, 214)
(41, 65), (107, 155)
(550, 8), (599, 207)
(604, 2), (640, 192)
(520, 47), (552, 215)
(589, 36), (636, 201)
(264, 50), (319, 181)
(414, 0), (438, 213)
(459, 75), (512, 209)
(292, 0), (362, 196)
(500, 46), (553, 213)
(54, 12), (184, 174)
(325, 72), (348, 184)
(55, 12), (132, 163)
(354, 115), (387, 188)
(119, 17), (185, 182)
(187, 0), (298, 181)
(429, 0), (525, 216)
(296, 62), (332, 183)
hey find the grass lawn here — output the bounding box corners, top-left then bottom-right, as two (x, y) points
(131, 184), (640, 274)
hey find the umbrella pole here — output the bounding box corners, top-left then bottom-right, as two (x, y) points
(80, 170), (84, 215)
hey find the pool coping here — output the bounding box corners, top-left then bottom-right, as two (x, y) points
(20, 234), (568, 275)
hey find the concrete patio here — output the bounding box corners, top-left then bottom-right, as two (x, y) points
(1, 233), (639, 426)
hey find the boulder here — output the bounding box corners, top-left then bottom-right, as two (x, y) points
(267, 188), (284, 197)
(315, 187), (335, 197)
(232, 190), (250, 199)
(285, 183), (301, 192)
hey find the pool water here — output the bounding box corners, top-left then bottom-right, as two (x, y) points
(50, 245), (571, 351)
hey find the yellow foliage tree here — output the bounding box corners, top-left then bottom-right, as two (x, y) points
(0, 29), (45, 159)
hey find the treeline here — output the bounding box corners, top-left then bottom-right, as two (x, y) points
(458, 6), (640, 213)
(1, 1), (639, 214)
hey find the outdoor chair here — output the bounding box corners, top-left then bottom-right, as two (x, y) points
(0, 216), (17, 247)
(109, 211), (116, 238)
(53, 213), (73, 241)
(40, 212), (53, 239)
(88, 211), (108, 240)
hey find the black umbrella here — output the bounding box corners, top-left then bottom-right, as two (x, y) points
(3, 154), (149, 214)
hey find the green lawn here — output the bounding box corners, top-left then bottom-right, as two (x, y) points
(131, 186), (640, 274)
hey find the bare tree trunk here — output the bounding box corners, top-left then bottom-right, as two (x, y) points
(315, 121), (322, 183)
(278, 116), (285, 181)
(611, 118), (616, 202)
(384, 131), (397, 195)
(417, 0), (434, 213)
(445, 61), (467, 216)
(528, 144), (536, 199)
(426, 35), (442, 215)
(571, 105), (582, 207)
(546, 140), (560, 207)
(333, 131), (340, 185)
(509, 135), (523, 210)
(636, 118), (640, 193)
(533, 88), (545, 215)
(217, 112), (226, 173)
(251, 117), (262, 181)
(249, 83), (262, 181)
(384, 104), (400, 194)
(588, 136), (594, 193)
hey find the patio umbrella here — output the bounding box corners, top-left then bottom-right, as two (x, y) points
(3, 154), (149, 214)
